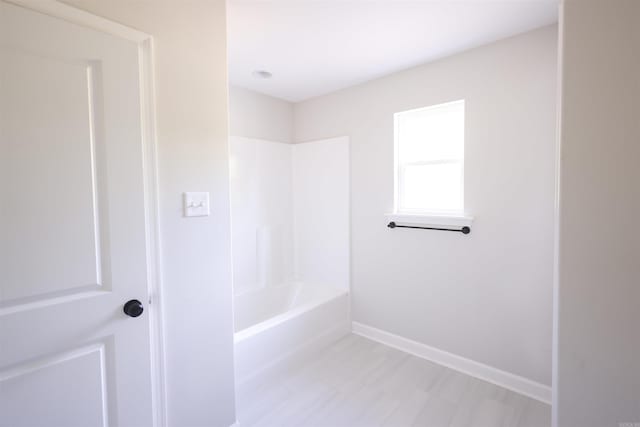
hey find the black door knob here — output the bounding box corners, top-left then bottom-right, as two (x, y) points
(123, 299), (144, 317)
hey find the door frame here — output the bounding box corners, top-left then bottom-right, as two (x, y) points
(4, 1), (167, 425)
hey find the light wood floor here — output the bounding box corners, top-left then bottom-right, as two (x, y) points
(236, 334), (551, 427)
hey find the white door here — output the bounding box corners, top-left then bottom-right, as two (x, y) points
(0, 2), (156, 426)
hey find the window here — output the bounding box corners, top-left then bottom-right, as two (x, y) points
(394, 100), (465, 216)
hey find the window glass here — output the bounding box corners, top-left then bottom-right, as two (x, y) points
(395, 100), (465, 214)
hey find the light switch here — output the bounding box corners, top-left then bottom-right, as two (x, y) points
(183, 192), (210, 217)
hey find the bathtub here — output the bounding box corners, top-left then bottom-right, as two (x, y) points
(233, 282), (350, 384)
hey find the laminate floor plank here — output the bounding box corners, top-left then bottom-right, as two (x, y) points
(236, 334), (551, 427)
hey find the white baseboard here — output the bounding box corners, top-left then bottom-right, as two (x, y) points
(352, 322), (551, 404)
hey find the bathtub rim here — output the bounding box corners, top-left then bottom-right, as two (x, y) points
(234, 287), (349, 343)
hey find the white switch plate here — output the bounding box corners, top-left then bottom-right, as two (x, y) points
(183, 192), (210, 217)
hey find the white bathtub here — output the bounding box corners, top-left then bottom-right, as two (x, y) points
(233, 282), (350, 384)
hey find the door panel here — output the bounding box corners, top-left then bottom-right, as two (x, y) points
(0, 343), (109, 427)
(0, 2), (155, 426)
(1, 48), (104, 304)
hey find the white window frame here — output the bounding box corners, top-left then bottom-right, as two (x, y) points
(389, 100), (473, 228)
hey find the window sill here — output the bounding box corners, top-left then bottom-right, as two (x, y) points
(385, 213), (474, 228)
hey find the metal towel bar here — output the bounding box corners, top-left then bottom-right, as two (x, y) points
(387, 221), (471, 235)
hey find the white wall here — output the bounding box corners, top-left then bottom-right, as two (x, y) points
(292, 138), (350, 291)
(60, 1), (236, 426)
(555, 1), (640, 425)
(229, 137), (294, 295)
(229, 85), (294, 143)
(294, 26), (558, 386)
(229, 136), (350, 297)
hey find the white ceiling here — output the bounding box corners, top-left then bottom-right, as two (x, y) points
(228, 1), (558, 102)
